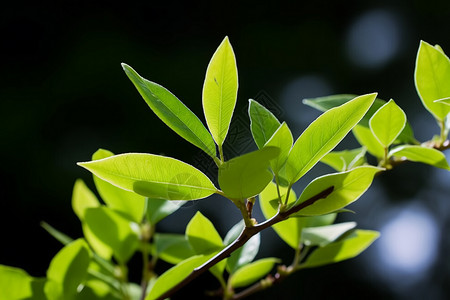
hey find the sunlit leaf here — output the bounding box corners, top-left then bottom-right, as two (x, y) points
(0, 265), (33, 299)
(369, 99), (406, 148)
(320, 147), (367, 172)
(72, 179), (100, 220)
(293, 166), (382, 216)
(78, 153), (217, 201)
(248, 99), (281, 149)
(301, 222), (356, 246)
(352, 125), (385, 159)
(285, 93), (377, 184)
(415, 41), (450, 121)
(76, 279), (121, 300)
(229, 258), (280, 288)
(389, 145), (450, 170)
(434, 97), (450, 106)
(202, 36), (238, 147)
(299, 230), (379, 268)
(264, 122), (293, 175)
(122, 64), (216, 158)
(186, 211), (223, 255)
(154, 233), (195, 265)
(218, 147), (279, 199)
(92, 149), (146, 223)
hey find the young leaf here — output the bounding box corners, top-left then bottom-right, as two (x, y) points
(285, 93), (377, 184)
(46, 239), (92, 299)
(146, 254), (211, 300)
(224, 221), (261, 274)
(122, 64), (217, 158)
(369, 99), (406, 148)
(0, 265), (33, 299)
(229, 258), (280, 288)
(320, 147), (367, 172)
(415, 41), (450, 121)
(293, 166), (382, 216)
(248, 99), (281, 149)
(92, 149), (146, 223)
(218, 147), (279, 199)
(389, 145), (450, 170)
(154, 233), (195, 265)
(202, 36), (238, 147)
(299, 230), (379, 268)
(78, 153), (217, 201)
(84, 207), (140, 264)
(352, 125), (385, 159)
(186, 211), (223, 255)
(146, 198), (181, 226)
(301, 222), (357, 247)
(72, 179), (100, 220)
(264, 122), (294, 175)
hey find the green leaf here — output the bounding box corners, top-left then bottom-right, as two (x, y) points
(202, 36), (238, 147)
(72, 179), (100, 220)
(146, 198), (181, 225)
(122, 64), (216, 158)
(264, 122), (294, 175)
(46, 239), (92, 299)
(218, 147), (279, 199)
(352, 125), (385, 159)
(92, 149), (146, 223)
(248, 99), (281, 149)
(229, 258), (280, 288)
(301, 222), (356, 246)
(285, 93), (377, 184)
(320, 147), (367, 172)
(0, 265), (33, 299)
(293, 166), (381, 216)
(415, 41), (450, 121)
(369, 99), (406, 148)
(299, 230), (379, 268)
(146, 255), (211, 300)
(224, 221), (261, 274)
(434, 97), (450, 106)
(41, 222), (74, 246)
(186, 211), (223, 255)
(154, 233), (195, 265)
(76, 279), (121, 300)
(389, 145), (450, 170)
(84, 207), (140, 263)
(78, 153), (217, 201)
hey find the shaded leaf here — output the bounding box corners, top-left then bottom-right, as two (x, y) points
(264, 122), (293, 175)
(229, 258), (280, 288)
(369, 99), (406, 148)
(301, 222), (356, 246)
(186, 211), (223, 254)
(352, 125), (385, 159)
(389, 145), (450, 170)
(78, 153), (217, 201)
(320, 147), (367, 172)
(154, 233), (195, 265)
(146, 198), (181, 226)
(248, 99), (281, 149)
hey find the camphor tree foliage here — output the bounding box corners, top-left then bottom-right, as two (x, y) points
(1, 37), (450, 300)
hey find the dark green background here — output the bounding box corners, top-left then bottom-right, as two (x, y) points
(2, 1), (450, 299)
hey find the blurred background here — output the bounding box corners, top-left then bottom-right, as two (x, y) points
(2, 1), (450, 299)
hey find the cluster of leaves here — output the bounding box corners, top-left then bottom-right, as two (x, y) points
(2, 38), (450, 300)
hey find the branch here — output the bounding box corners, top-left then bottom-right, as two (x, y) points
(156, 186), (334, 300)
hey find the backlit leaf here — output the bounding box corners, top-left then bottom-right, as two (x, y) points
(301, 222), (356, 246)
(202, 36), (238, 147)
(248, 99), (281, 149)
(229, 258), (280, 288)
(285, 93), (377, 184)
(78, 153), (217, 201)
(72, 179), (100, 220)
(389, 145), (450, 170)
(154, 233), (195, 265)
(122, 64), (216, 158)
(369, 99), (406, 148)
(0, 265), (33, 299)
(264, 122), (293, 175)
(146, 198), (181, 225)
(352, 125), (385, 159)
(320, 147), (367, 172)
(218, 147), (279, 199)
(186, 211), (223, 255)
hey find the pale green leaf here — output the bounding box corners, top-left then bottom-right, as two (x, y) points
(82, 222), (114, 260)
(369, 99), (407, 148)
(72, 179), (100, 220)
(154, 233), (195, 265)
(0, 265), (33, 299)
(186, 211), (223, 255)
(415, 41), (450, 121)
(92, 149), (146, 223)
(229, 258), (280, 288)
(202, 36), (238, 147)
(46, 239), (92, 299)
(264, 122), (293, 175)
(285, 93), (377, 184)
(78, 153), (217, 201)
(146, 255), (211, 300)
(146, 198), (181, 225)
(122, 64), (216, 158)
(389, 145), (450, 170)
(224, 221), (260, 274)
(248, 99), (281, 149)
(299, 230), (379, 268)
(84, 207), (140, 263)
(294, 166), (381, 216)
(434, 97), (450, 106)
(218, 147), (279, 199)
(301, 222), (356, 246)
(320, 147), (367, 172)
(352, 125), (385, 159)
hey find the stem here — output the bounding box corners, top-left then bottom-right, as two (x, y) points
(282, 184), (293, 207)
(219, 144), (225, 163)
(155, 186), (334, 300)
(139, 222), (155, 300)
